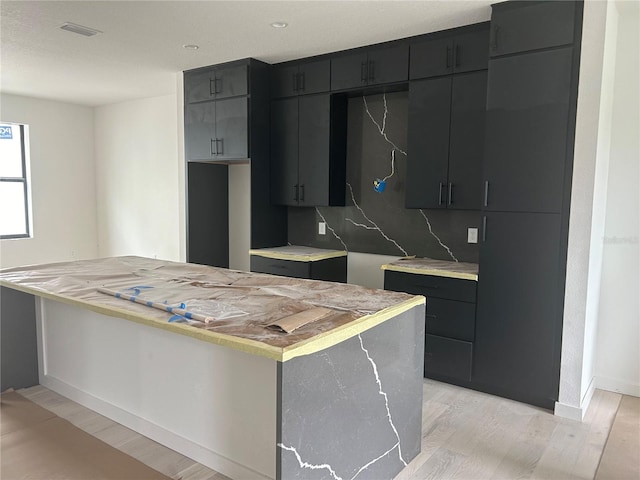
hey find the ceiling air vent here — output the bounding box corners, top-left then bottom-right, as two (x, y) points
(60, 22), (102, 37)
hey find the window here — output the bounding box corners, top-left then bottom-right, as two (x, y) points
(1, 123), (31, 238)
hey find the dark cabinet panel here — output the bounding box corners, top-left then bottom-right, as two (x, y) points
(214, 97), (248, 159)
(331, 52), (368, 91)
(426, 298), (476, 342)
(384, 270), (477, 304)
(185, 103), (215, 161)
(250, 255), (347, 282)
(271, 60), (331, 98)
(410, 27), (489, 80)
(270, 98), (299, 206)
(474, 211), (562, 405)
(406, 70), (486, 210)
(187, 162), (229, 268)
(490, 1), (576, 57)
(331, 45), (408, 91)
(483, 47), (573, 213)
(406, 77), (451, 209)
(425, 334), (473, 381)
(185, 64), (247, 103)
(298, 94), (331, 206)
(448, 71), (487, 210)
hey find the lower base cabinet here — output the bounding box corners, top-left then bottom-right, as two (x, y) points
(250, 255), (347, 283)
(425, 334), (473, 381)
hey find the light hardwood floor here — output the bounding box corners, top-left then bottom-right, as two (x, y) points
(17, 379), (634, 480)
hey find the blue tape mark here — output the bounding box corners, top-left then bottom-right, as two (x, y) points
(130, 297), (136, 302)
(167, 306), (173, 313)
(179, 303), (186, 309)
(168, 314), (187, 323)
(185, 312), (192, 319)
(116, 293), (121, 299)
(146, 301), (153, 307)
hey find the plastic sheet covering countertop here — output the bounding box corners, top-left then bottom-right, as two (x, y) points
(381, 257), (479, 281)
(0, 256), (424, 361)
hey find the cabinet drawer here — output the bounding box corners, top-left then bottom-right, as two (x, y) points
(250, 256), (310, 279)
(426, 298), (475, 342)
(384, 270), (476, 303)
(424, 334), (473, 381)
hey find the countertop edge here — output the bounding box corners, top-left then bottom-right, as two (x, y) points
(1, 280), (425, 362)
(249, 249), (348, 262)
(381, 264), (479, 281)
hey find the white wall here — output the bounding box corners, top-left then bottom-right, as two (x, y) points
(558, 0), (616, 420)
(94, 94), (181, 261)
(0, 94), (98, 268)
(595, 3), (640, 397)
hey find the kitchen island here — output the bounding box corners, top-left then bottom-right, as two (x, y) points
(0, 256), (425, 480)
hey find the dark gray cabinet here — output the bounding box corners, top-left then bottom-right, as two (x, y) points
(271, 60), (330, 98)
(185, 96), (248, 161)
(250, 255), (347, 282)
(483, 47), (573, 214)
(406, 70), (487, 210)
(331, 45), (409, 91)
(490, 1), (576, 57)
(185, 64), (247, 103)
(384, 270), (477, 383)
(410, 27), (490, 80)
(475, 212), (563, 408)
(271, 94), (347, 207)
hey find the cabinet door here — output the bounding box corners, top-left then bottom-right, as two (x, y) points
(185, 70), (216, 104)
(367, 45), (409, 86)
(405, 77), (452, 209)
(331, 52), (368, 91)
(270, 98), (299, 206)
(425, 334), (473, 382)
(483, 48), (573, 213)
(453, 29), (490, 74)
(474, 211), (562, 406)
(490, 1), (576, 57)
(298, 60), (331, 95)
(271, 64), (299, 99)
(184, 103), (215, 161)
(409, 38), (453, 80)
(214, 96), (248, 159)
(298, 94), (331, 206)
(448, 71), (487, 210)
(215, 65), (248, 99)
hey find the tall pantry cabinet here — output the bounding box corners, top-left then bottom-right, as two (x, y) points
(474, 1), (583, 409)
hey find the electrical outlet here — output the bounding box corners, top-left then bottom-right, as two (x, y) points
(318, 222), (326, 235)
(467, 228), (478, 244)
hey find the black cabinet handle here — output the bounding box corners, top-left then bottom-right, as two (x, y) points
(293, 185), (299, 202)
(448, 182), (453, 206)
(299, 72), (305, 91)
(426, 314), (438, 319)
(482, 215), (487, 242)
(446, 46), (451, 68)
(491, 26), (500, 51)
(210, 138), (217, 155)
(360, 61), (368, 82)
(483, 180), (489, 207)
(438, 182), (444, 206)
(292, 73), (298, 92)
(300, 184), (305, 202)
(455, 45), (461, 67)
(216, 138), (223, 155)
(368, 60), (375, 81)
(210, 78), (221, 95)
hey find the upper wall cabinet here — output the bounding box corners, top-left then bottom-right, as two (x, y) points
(331, 45), (409, 91)
(185, 64), (248, 103)
(410, 26), (490, 80)
(271, 60), (330, 98)
(489, 1), (576, 57)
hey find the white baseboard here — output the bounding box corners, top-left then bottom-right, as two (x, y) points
(555, 376), (597, 421)
(40, 374), (272, 480)
(595, 375), (640, 397)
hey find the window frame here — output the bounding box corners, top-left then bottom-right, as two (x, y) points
(1, 124), (31, 239)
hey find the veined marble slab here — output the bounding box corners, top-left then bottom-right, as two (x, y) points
(382, 257), (479, 281)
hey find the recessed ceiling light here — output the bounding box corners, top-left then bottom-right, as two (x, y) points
(183, 44), (199, 50)
(270, 22), (288, 29)
(60, 22), (102, 37)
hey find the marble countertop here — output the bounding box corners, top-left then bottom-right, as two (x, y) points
(0, 256), (422, 361)
(382, 257), (479, 281)
(249, 245), (347, 262)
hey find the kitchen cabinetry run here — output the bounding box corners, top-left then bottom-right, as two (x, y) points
(410, 26), (489, 79)
(249, 247), (347, 282)
(184, 64), (248, 103)
(271, 59), (330, 98)
(331, 44), (409, 91)
(406, 70), (487, 210)
(271, 94), (347, 207)
(383, 262), (478, 384)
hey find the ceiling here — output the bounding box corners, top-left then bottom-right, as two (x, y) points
(1, 1), (493, 107)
